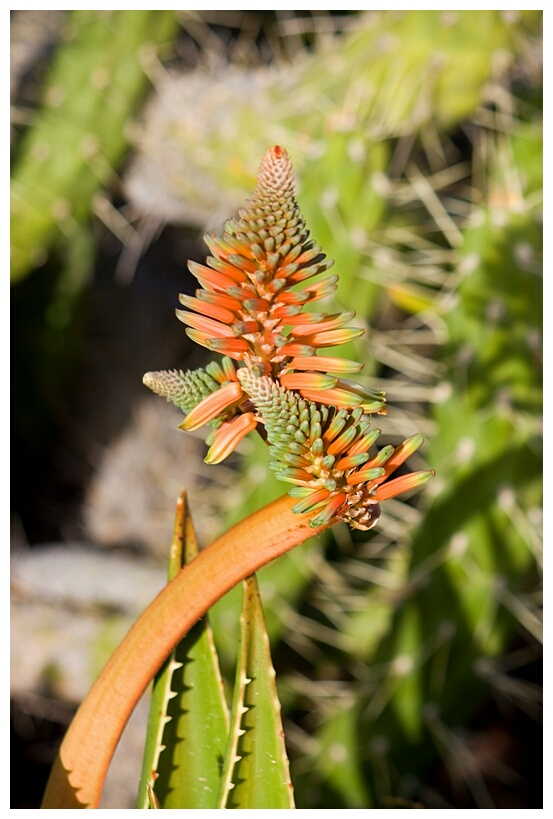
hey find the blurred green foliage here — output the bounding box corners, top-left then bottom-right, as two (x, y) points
(11, 9), (180, 283)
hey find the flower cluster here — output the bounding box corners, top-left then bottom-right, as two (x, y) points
(144, 146), (433, 528)
(237, 369), (433, 529)
(143, 357), (259, 464)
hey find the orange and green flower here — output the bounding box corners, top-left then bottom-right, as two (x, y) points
(143, 145), (433, 526)
(237, 369), (434, 530)
(143, 357), (257, 464)
(174, 147), (386, 410)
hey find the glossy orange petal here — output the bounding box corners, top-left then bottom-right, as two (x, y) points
(300, 275), (339, 299)
(207, 255), (251, 282)
(327, 425), (359, 456)
(347, 428), (382, 456)
(291, 487), (332, 514)
(197, 290), (244, 312)
(278, 311), (326, 325)
(244, 297), (271, 313)
(232, 320), (259, 336)
(373, 470), (435, 501)
(334, 452), (373, 471)
(276, 342), (316, 357)
(185, 328), (220, 352)
(289, 312), (356, 337)
(206, 337), (251, 356)
(289, 356), (363, 374)
(297, 327), (365, 348)
(188, 261), (242, 293)
(371, 433), (425, 486)
(204, 231), (257, 262)
(345, 466), (386, 485)
(280, 373), (338, 391)
(176, 311), (235, 338)
(178, 295), (236, 325)
(298, 388), (364, 408)
(277, 291), (311, 305)
(292, 245), (327, 267)
(179, 382), (244, 431)
(205, 413), (258, 464)
(226, 285), (257, 300)
(285, 260), (334, 286)
(309, 492), (348, 527)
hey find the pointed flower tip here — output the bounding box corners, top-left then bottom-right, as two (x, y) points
(381, 432), (425, 472)
(374, 469), (435, 502)
(143, 370), (183, 398)
(260, 144), (291, 171)
(405, 432), (425, 451)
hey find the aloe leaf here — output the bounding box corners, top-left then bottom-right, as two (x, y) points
(218, 574), (295, 809)
(146, 784), (160, 809)
(136, 492), (229, 808)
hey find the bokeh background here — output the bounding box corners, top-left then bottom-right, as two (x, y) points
(11, 10), (542, 809)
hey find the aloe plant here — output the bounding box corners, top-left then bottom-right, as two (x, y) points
(41, 145), (433, 808)
(120, 20), (542, 735)
(36, 10), (541, 808)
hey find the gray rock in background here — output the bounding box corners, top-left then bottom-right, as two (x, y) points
(11, 542), (167, 808)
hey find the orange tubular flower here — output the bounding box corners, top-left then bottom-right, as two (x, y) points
(144, 146), (386, 463)
(143, 357), (246, 434)
(176, 145), (386, 414)
(204, 412), (258, 465)
(144, 145), (433, 530)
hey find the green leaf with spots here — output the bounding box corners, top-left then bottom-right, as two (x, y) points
(218, 574), (295, 809)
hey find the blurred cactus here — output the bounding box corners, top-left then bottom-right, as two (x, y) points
(10, 9), (180, 283)
(124, 10), (541, 317)
(297, 123), (542, 807)
(10, 11), (182, 557)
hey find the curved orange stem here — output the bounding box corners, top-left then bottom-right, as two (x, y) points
(41, 494), (329, 809)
